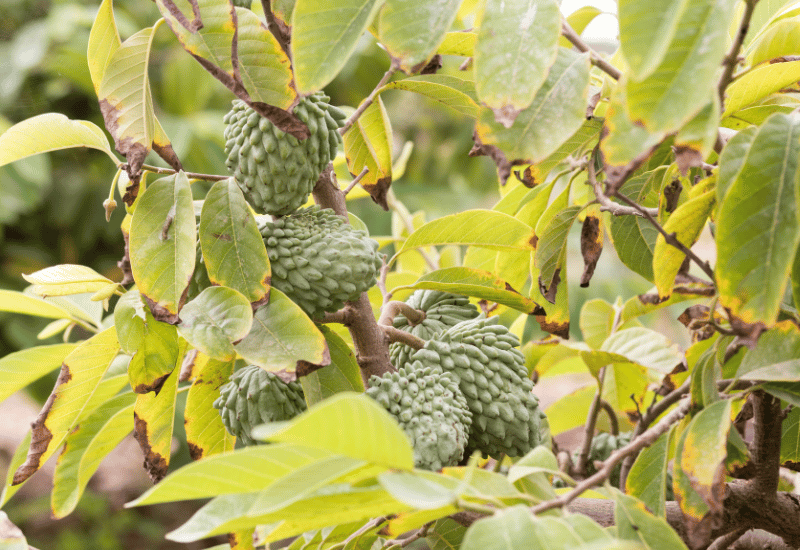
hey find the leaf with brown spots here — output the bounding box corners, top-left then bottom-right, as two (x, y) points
(342, 97), (393, 210)
(12, 327), (120, 485)
(134, 366), (181, 482)
(580, 214), (603, 288)
(184, 357), (235, 460)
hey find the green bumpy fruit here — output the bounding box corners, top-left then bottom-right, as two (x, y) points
(389, 290), (479, 369)
(407, 316), (542, 458)
(232, 0), (251, 7)
(367, 364), (472, 471)
(213, 365), (307, 446)
(583, 432), (632, 487)
(223, 93), (346, 216)
(259, 205), (382, 319)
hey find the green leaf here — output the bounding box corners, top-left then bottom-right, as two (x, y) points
(601, 86), (666, 166)
(438, 31), (476, 57)
(343, 96), (393, 208)
(525, 118), (604, 187)
(398, 210), (535, 256)
(300, 326), (364, 407)
(127, 443), (334, 506)
(184, 357), (236, 460)
(291, 0), (385, 93)
(380, 75), (479, 118)
(780, 407), (800, 467)
(723, 60), (800, 117)
(716, 112), (800, 325)
(0, 289), (76, 320)
(200, 177), (270, 305)
(545, 384), (596, 435)
(653, 188), (715, 299)
(535, 205), (582, 292)
(403, 267), (544, 314)
(21, 264), (114, 297)
(12, 327), (120, 486)
(461, 505), (535, 550)
(601, 327), (684, 374)
(0, 114), (117, 168)
(0, 344), (76, 405)
(675, 96), (720, 158)
(611, 489), (688, 550)
(674, 400), (732, 531)
(580, 299), (615, 349)
(736, 321), (800, 381)
(51, 392), (136, 518)
(626, 428), (674, 517)
(178, 287), (253, 361)
(747, 15), (800, 65)
(133, 366), (180, 482)
(475, 48), (591, 165)
(716, 125), (757, 214)
(129, 172), (196, 324)
(234, 288), (329, 373)
(87, 0), (120, 94)
(474, 0), (561, 126)
(378, 0), (462, 72)
(97, 22), (160, 171)
(378, 471), (459, 510)
(794, 241), (800, 313)
(114, 290), (179, 394)
(234, 7), (295, 108)
(252, 393), (414, 470)
(618, 0), (689, 80)
(625, 0), (738, 134)
(427, 518), (467, 550)
(560, 6), (603, 48)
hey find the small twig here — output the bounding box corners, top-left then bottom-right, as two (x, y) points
(588, 155), (658, 217)
(457, 499), (497, 515)
(531, 399), (691, 515)
(612, 191), (716, 282)
(320, 307), (355, 325)
(718, 0), (759, 107)
(343, 166), (370, 196)
(383, 326), (426, 350)
(377, 256), (390, 305)
(339, 62), (400, 136)
(378, 301), (426, 327)
(561, 20), (622, 80)
(708, 527), (749, 550)
(382, 524), (431, 549)
(600, 400), (619, 436)
(140, 164), (229, 182)
(329, 516), (389, 550)
(576, 367), (607, 476)
(491, 454), (506, 473)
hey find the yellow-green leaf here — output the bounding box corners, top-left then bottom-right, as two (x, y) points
(300, 326), (364, 406)
(0, 289), (76, 320)
(618, 0), (689, 80)
(87, 0), (120, 94)
(747, 15), (800, 65)
(133, 366), (180, 482)
(438, 31), (476, 57)
(22, 264), (114, 297)
(611, 489), (688, 549)
(723, 59), (800, 117)
(184, 357), (235, 460)
(0, 344), (77, 405)
(380, 74), (479, 118)
(342, 96), (393, 209)
(178, 287), (253, 361)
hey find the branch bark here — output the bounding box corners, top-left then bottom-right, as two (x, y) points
(561, 20), (622, 80)
(718, 0), (759, 107)
(339, 62), (399, 136)
(378, 301), (426, 327)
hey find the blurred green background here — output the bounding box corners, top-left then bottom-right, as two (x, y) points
(0, 0), (693, 547)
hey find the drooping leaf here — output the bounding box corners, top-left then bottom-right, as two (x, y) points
(133, 365), (180, 482)
(233, 288), (329, 373)
(51, 392), (136, 518)
(716, 112), (800, 325)
(252, 393), (414, 470)
(626, 428), (674, 517)
(380, 74), (479, 118)
(403, 267), (544, 314)
(178, 287), (253, 361)
(300, 326), (364, 406)
(0, 114), (117, 168)
(474, 0), (561, 126)
(200, 177), (270, 306)
(653, 189), (715, 299)
(475, 48), (591, 165)
(611, 489), (688, 550)
(625, 0), (738, 134)
(342, 96), (393, 209)
(525, 118), (603, 187)
(184, 357), (236, 460)
(723, 60), (800, 117)
(535, 205), (582, 293)
(0, 344), (76, 405)
(674, 96), (720, 161)
(618, 0), (689, 80)
(129, 172), (196, 323)
(291, 0), (385, 93)
(12, 327), (120, 485)
(736, 321), (800, 381)
(378, 0), (463, 72)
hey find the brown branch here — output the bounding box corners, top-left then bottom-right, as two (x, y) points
(343, 166), (370, 196)
(718, 0), (759, 107)
(261, 0), (291, 58)
(708, 527), (749, 550)
(612, 190), (716, 282)
(140, 164), (229, 181)
(383, 326), (426, 350)
(751, 391), (782, 495)
(561, 20), (622, 80)
(531, 399), (691, 515)
(312, 166), (394, 383)
(320, 307), (355, 325)
(576, 367), (607, 477)
(588, 151), (659, 217)
(339, 62), (400, 136)
(378, 301), (425, 327)
(600, 400), (619, 436)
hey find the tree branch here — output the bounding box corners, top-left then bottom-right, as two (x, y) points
(339, 62), (400, 136)
(343, 166), (370, 196)
(588, 154), (658, 217)
(561, 20), (622, 80)
(383, 326), (426, 350)
(140, 164), (229, 181)
(718, 0), (759, 107)
(576, 367), (607, 477)
(600, 399), (619, 436)
(378, 300), (426, 327)
(751, 391), (783, 495)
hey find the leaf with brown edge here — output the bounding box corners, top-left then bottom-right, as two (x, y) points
(342, 97), (393, 210)
(184, 358), (235, 461)
(229, 529), (256, 550)
(12, 327), (120, 486)
(580, 214), (603, 287)
(133, 365), (180, 482)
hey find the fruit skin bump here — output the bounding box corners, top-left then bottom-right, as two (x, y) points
(258, 205), (382, 319)
(223, 93), (346, 216)
(213, 365), (307, 446)
(231, 0), (251, 8)
(367, 364), (472, 471)
(406, 316), (543, 459)
(389, 290), (480, 369)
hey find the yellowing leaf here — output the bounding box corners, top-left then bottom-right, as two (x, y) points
(22, 264), (114, 297)
(133, 366), (180, 482)
(723, 60), (800, 117)
(342, 96), (393, 209)
(87, 0), (121, 93)
(184, 358), (236, 460)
